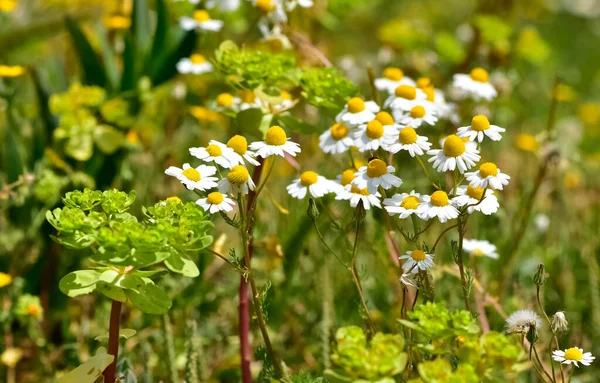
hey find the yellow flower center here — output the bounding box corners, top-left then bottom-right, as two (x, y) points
(410, 106), (426, 118)
(340, 169), (356, 186)
(472, 248), (485, 257)
(255, 0), (276, 12)
(443, 135), (466, 157)
(399, 127), (418, 144)
(227, 165), (249, 185)
(205, 144), (222, 157)
(105, 15), (131, 30)
(330, 123), (349, 140)
(227, 135), (248, 155)
(190, 54), (206, 64)
(430, 191), (449, 207)
(375, 111), (394, 126)
(27, 304), (40, 317)
(182, 167), (201, 182)
(239, 90), (256, 104)
(0, 272), (12, 287)
(479, 162), (498, 177)
(281, 90), (292, 100)
(466, 185), (485, 200)
(0, 65), (25, 78)
(410, 250), (427, 261)
(193, 10), (211, 22)
(470, 67), (489, 83)
(471, 115), (490, 131)
(265, 126), (287, 146)
(166, 196), (182, 203)
(423, 87), (435, 102)
(401, 196), (420, 210)
(347, 97), (365, 113)
(366, 120), (384, 139)
(366, 159), (387, 178)
(217, 93), (234, 107)
(516, 134), (538, 152)
(383, 67), (404, 81)
(395, 85), (417, 100)
(300, 171), (319, 186)
(207, 191), (224, 205)
(564, 348), (583, 361)
(351, 186), (370, 195)
(416, 77), (431, 89)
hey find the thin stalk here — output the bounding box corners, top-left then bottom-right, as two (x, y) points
(456, 217), (471, 312)
(533, 344), (554, 383)
(537, 286), (563, 383)
(163, 314), (179, 383)
(103, 300), (122, 383)
(350, 214), (376, 335)
(430, 224), (458, 253)
(416, 156), (441, 189)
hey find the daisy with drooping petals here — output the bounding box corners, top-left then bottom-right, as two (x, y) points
(249, 125), (301, 158)
(457, 115), (505, 142)
(462, 239), (499, 259)
(384, 191), (421, 219)
(336, 185), (382, 210)
(176, 54), (213, 75)
(190, 142), (235, 168)
(428, 134), (481, 173)
(374, 67), (415, 93)
(384, 127), (431, 157)
(399, 250), (434, 274)
(416, 190), (459, 223)
(165, 163), (218, 191)
(180, 10), (224, 32)
(553, 348), (595, 367)
(319, 122), (354, 154)
(287, 171), (332, 199)
(354, 119), (394, 152)
(336, 97), (380, 126)
(384, 85), (427, 114)
(465, 162), (510, 190)
(397, 103), (438, 128)
(225, 135), (260, 166)
(452, 67), (497, 101)
(453, 185), (499, 215)
(196, 191), (236, 214)
(505, 310), (542, 335)
(218, 165), (255, 195)
(352, 158), (402, 194)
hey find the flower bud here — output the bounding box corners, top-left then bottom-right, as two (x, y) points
(551, 311), (568, 333)
(307, 198), (320, 220)
(533, 263), (546, 286)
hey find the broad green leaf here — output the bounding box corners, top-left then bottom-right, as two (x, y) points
(94, 328), (137, 342)
(236, 108), (264, 134)
(397, 318), (420, 330)
(98, 269), (128, 288)
(132, 0), (151, 66)
(149, 0), (168, 63)
(57, 348), (114, 383)
(96, 281), (127, 302)
(121, 34), (136, 91)
(164, 253), (199, 277)
(59, 270), (102, 297)
(124, 276), (171, 314)
(65, 17), (107, 87)
(130, 250), (172, 268)
(93, 125), (125, 155)
(65, 133), (94, 162)
(131, 269), (168, 279)
(2, 108), (25, 183)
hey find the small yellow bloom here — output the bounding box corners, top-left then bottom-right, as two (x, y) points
(0, 0), (17, 12)
(166, 196), (182, 204)
(189, 106), (220, 123)
(0, 272), (12, 287)
(1, 348), (22, 368)
(0, 65), (25, 78)
(515, 134), (539, 152)
(126, 130), (140, 144)
(578, 103), (600, 126)
(104, 15), (132, 30)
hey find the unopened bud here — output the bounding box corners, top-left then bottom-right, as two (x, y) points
(533, 263), (546, 286)
(551, 311), (568, 333)
(307, 198), (320, 220)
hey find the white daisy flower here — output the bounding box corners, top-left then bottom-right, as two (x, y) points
(452, 67), (497, 101)
(218, 165), (256, 195)
(457, 115), (505, 142)
(465, 162), (510, 190)
(205, 0), (240, 12)
(330, 168), (358, 194)
(352, 159), (402, 194)
(336, 97), (380, 127)
(196, 191), (236, 214)
(399, 250), (434, 274)
(427, 134), (481, 173)
(259, 24), (292, 51)
(249, 125), (301, 158)
(319, 122), (354, 154)
(165, 163), (218, 191)
(383, 191), (421, 219)
(374, 111), (402, 133)
(384, 127), (431, 157)
(429, 88), (460, 124)
(374, 67), (416, 93)
(273, 90), (294, 109)
(353, 119), (395, 152)
(462, 239), (499, 259)
(505, 309), (542, 335)
(335, 185), (382, 210)
(397, 103), (438, 128)
(190, 142), (234, 168)
(224, 135), (260, 166)
(179, 10), (224, 32)
(384, 85), (427, 115)
(416, 191), (459, 223)
(453, 185), (499, 215)
(214, 92), (242, 112)
(286, 0), (313, 11)
(176, 54), (213, 75)
(553, 348), (595, 367)
(253, 0), (287, 23)
(439, 135), (478, 153)
(238, 90), (263, 111)
(551, 312), (569, 333)
(286, 171), (332, 199)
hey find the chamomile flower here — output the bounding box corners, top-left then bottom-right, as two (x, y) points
(214, 92), (242, 112)
(384, 85), (427, 114)
(452, 67), (497, 101)
(505, 309), (542, 335)
(416, 191), (459, 223)
(453, 185), (499, 215)
(180, 10), (224, 32)
(319, 123), (354, 154)
(286, 0), (313, 11)
(427, 134), (481, 173)
(336, 97), (380, 126)
(375, 111), (402, 133)
(224, 135), (260, 166)
(374, 67), (415, 93)
(336, 186), (382, 210)
(331, 168), (358, 194)
(238, 90), (263, 110)
(354, 119), (395, 152)
(249, 125), (301, 158)
(465, 162), (510, 190)
(457, 115), (505, 142)
(165, 163), (218, 191)
(218, 165), (256, 195)
(254, 0), (287, 22)
(205, 0), (240, 12)
(196, 191), (236, 214)
(287, 171), (332, 199)
(383, 191), (421, 219)
(399, 250), (434, 274)
(462, 239), (499, 259)
(352, 158), (402, 194)
(190, 142), (234, 168)
(553, 348), (595, 367)
(397, 103), (438, 128)
(384, 127), (431, 157)
(259, 24), (292, 51)
(176, 54), (213, 75)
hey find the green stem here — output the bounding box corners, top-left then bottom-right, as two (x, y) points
(456, 217), (471, 312)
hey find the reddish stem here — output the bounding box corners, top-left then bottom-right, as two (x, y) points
(104, 300), (122, 383)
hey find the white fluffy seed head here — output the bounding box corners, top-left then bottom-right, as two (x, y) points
(505, 309), (542, 335)
(551, 311), (568, 333)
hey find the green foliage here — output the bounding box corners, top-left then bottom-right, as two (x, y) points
(57, 347), (114, 383)
(300, 67), (358, 109)
(416, 358), (478, 383)
(14, 294), (43, 322)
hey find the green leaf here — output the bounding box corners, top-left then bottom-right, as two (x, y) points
(131, 269), (168, 279)
(59, 270), (102, 298)
(2, 108), (25, 183)
(236, 108), (264, 134)
(95, 328), (137, 342)
(397, 318), (420, 330)
(65, 132), (94, 162)
(149, 0), (168, 63)
(132, 0), (151, 61)
(148, 30), (197, 86)
(124, 276), (172, 314)
(96, 281), (127, 302)
(65, 16), (107, 87)
(276, 115), (320, 134)
(57, 348), (114, 383)
(164, 253), (200, 277)
(121, 34), (136, 91)
(93, 125), (125, 155)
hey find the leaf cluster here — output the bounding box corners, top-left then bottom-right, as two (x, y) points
(300, 67), (358, 109)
